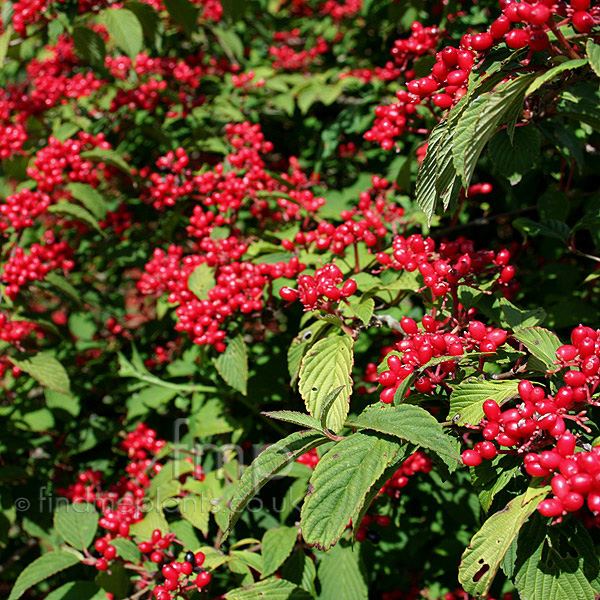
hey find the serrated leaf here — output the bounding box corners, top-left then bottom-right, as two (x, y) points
(164, 0), (198, 35)
(187, 262), (215, 300)
(8, 551), (80, 600)
(54, 502), (98, 550)
(513, 326), (562, 372)
(179, 495), (210, 536)
(288, 323), (329, 385)
(348, 404), (461, 470)
(10, 352), (71, 395)
(66, 183), (107, 221)
(48, 201), (105, 235)
(449, 379), (520, 426)
(346, 295), (374, 326)
(298, 335), (353, 434)
(44, 581), (104, 600)
(214, 335), (248, 395)
(526, 59), (588, 96)
(263, 411), (327, 435)
(459, 487), (549, 597)
(488, 126), (540, 184)
(212, 26), (244, 61)
(454, 75), (535, 187)
(261, 526), (298, 578)
(110, 538), (141, 563)
(225, 577), (313, 599)
(318, 542), (368, 600)
(44, 272), (82, 305)
(125, 1), (160, 42)
(72, 26), (106, 68)
(104, 8), (143, 59)
(319, 386), (344, 431)
(226, 430), (328, 539)
(509, 514), (600, 600)
(301, 432), (405, 550)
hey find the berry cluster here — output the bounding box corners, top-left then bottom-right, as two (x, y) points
(1, 236), (74, 299)
(377, 235), (515, 301)
(269, 35), (329, 71)
(280, 263), (357, 310)
(153, 551), (211, 600)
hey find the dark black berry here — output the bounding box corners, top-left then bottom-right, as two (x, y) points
(185, 550), (195, 564)
(366, 530), (381, 543)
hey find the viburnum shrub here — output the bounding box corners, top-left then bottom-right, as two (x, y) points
(1, 0), (600, 599)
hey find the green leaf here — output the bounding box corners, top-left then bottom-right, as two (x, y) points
(103, 8), (143, 59)
(214, 335), (248, 395)
(72, 27), (106, 68)
(53, 502), (98, 550)
(298, 334), (353, 434)
(125, 1), (160, 42)
(48, 202), (105, 235)
(129, 506), (169, 541)
(348, 404), (461, 470)
(45, 272), (82, 305)
(499, 298), (545, 332)
(163, 0), (198, 35)
(513, 326), (562, 372)
(346, 295), (374, 326)
(187, 262), (215, 300)
(8, 551), (81, 600)
(261, 526), (298, 578)
(179, 495), (210, 536)
(470, 454), (521, 512)
(226, 430), (328, 539)
(449, 379), (520, 426)
(212, 26), (244, 62)
(225, 577), (313, 599)
(10, 352), (71, 395)
(509, 514), (600, 600)
(46, 389), (80, 417)
(80, 149), (130, 174)
(190, 397), (236, 437)
(301, 432), (406, 550)
(319, 386), (345, 431)
(513, 217), (570, 242)
(488, 126), (540, 184)
(453, 75), (535, 187)
(287, 322), (329, 384)
(44, 581), (104, 600)
(526, 59), (589, 96)
(111, 538), (141, 563)
(262, 411), (327, 435)
(318, 542), (368, 600)
(66, 183), (107, 220)
(281, 550), (316, 597)
(459, 487), (549, 597)
(0, 25), (12, 68)
(586, 40), (600, 77)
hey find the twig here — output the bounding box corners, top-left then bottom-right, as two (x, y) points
(370, 314), (404, 334)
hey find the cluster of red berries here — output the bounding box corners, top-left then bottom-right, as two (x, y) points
(0, 122), (27, 160)
(320, 0), (362, 19)
(297, 447), (320, 468)
(1, 237), (74, 299)
(368, 1), (599, 150)
(269, 36), (329, 71)
(27, 133), (111, 196)
(138, 245), (305, 349)
(280, 264), (357, 311)
(377, 235), (515, 301)
(380, 451), (433, 497)
(153, 551), (211, 600)
(378, 315), (509, 403)
(0, 190), (51, 232)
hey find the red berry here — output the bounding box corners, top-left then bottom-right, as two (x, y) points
(538, 498), (564, 517)
(195, 571), (211, 588)
(151, 551), (164, 564)
(96, 558), (108, 571)
(471, 32), (493, 50)
(462, 449), (482, 466)
(572, 10), (594, 32)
